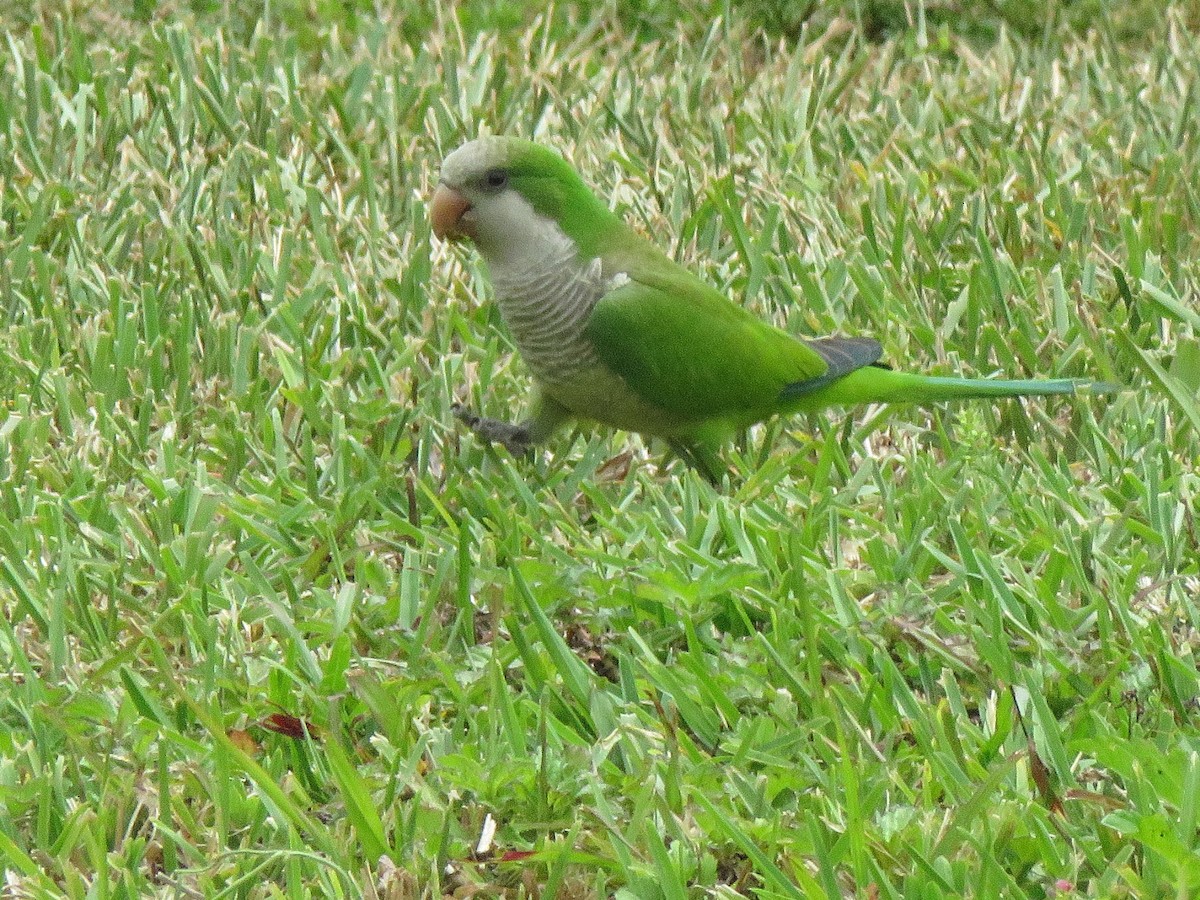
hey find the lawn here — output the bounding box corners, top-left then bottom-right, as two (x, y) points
(1, 2), (1199, 897)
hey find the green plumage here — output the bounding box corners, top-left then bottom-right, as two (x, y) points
(435, 137), (1118, 481)
(585, 280), (826, 427)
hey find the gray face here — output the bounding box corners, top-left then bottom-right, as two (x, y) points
(438, 136), (514, 188)
(435, 138), (568, 269)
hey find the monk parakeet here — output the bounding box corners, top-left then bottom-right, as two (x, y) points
(432, 136), (1113, 482)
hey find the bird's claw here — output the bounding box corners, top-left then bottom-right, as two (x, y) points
(452, 403), (533, 455)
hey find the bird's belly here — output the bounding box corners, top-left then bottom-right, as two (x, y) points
(541, 365), (688, 437)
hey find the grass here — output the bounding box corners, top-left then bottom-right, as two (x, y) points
(1, 2), (1199, 897)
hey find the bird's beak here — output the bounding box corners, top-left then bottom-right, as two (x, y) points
(430, 183), (473, 242)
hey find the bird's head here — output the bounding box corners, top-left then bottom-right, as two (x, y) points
(430, 136), (617, 263)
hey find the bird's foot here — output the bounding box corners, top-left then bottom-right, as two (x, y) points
(452, 404), (533, 455)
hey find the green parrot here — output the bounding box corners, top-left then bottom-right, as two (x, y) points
(432, 136), (1114, 482)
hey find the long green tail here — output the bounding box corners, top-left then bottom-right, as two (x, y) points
(788, 365), (1120, 411)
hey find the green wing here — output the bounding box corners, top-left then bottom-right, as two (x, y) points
(584, 272), (834, 429)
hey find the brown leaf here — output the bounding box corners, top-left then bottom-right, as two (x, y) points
(595, 450), (633, 482)
(227, 728), (261, 755)
(261, 713), (318, 741)
(1028, 741), (1064, 815)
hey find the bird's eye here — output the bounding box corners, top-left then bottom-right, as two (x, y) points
(483, 168), (508, 190)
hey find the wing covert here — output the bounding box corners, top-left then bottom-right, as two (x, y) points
(583, 274), (833, 426)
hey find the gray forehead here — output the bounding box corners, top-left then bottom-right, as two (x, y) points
(440, 137), (509, 185)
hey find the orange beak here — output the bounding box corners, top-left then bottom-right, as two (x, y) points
(430, 184), (473, 241)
